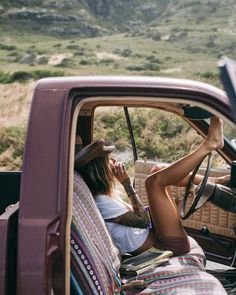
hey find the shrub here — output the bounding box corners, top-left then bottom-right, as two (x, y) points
(99, 59), (114, 64)
(152, 31), (161, 41)
(79, 59), (90, 65)
(55, 58), (74, 68)
(95, 111), (128, 145)
(225, 41), (236, 51)
(126, 65), (145, 71)
(0, 70), (65, 83)
(79, 59), (97, 65)
(0, 71), (12, 83)
(53, 43), (62, 48)
(11, 71), (33, 82)
(0, 43), (17, 51)
(36, 56), (48, 64)
(146, 55), (161, 63)
(32, 70), (64, 79)
(0, 126), (26, 170)
(144, 63), (160, 71)
(74, 51), (85, 56)
(18, 53), (36, 64)
(7, 51), (19, 57)
(120, 48), (133, 57)
(196, 71), (218, 80)
(113, 49), (120, 55)
(66, 44), (80, 50)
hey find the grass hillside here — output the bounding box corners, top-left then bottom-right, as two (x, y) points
(0, 1), (235, 35)
(0, 0), (236, 170)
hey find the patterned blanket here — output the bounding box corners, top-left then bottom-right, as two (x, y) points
(71, 172), (227, 295)
(123, 237), (227, 294)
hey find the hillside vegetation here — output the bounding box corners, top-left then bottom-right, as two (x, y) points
(0, 0), (235, 170)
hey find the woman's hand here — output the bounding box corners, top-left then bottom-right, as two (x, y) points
(211, 174), (230, 186)
(109, 158), (150, 228)
(110, 158), (129, 184)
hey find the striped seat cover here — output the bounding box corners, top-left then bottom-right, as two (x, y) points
(71, 172), (121, 294)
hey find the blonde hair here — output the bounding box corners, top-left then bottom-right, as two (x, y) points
(76, 155), (115, 197)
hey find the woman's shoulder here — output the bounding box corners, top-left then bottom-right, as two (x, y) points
(95, 193), (127, 207)
(95, 193), (129, 218)
(95, 194), (113, 204)
(95, 194), (110, 200)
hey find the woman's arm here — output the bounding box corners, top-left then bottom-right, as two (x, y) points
(109, 159), (150, 228)
(111, 183), (150, 228)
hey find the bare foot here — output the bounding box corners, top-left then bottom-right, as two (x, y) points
(204, 117), (224, 151)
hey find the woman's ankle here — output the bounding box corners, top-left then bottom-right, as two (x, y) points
(205, 117), (224, 150)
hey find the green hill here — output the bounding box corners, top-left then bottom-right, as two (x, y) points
(0, 0), (236, 170)
(0, 0), (235, 113)
(0, 0), (235, 37)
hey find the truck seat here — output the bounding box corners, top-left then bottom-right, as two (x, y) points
(71, 172), (121, 294)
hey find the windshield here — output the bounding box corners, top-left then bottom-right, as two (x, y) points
(224, 124), (236, 150)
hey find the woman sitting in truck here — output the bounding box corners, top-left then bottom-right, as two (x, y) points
(74, 117), (225, 256)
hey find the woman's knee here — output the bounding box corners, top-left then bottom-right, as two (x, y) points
(145, 173), (160, 191)
(150, 164), (168, 174)
(145, 170), (166, 191)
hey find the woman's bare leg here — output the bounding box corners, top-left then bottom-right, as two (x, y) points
(151, 165), (230, 187)
(145, 117), (224, 248)
(151, 165), (204, 187)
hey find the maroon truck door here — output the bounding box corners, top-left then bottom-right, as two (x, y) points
(17, 82), (74, 295)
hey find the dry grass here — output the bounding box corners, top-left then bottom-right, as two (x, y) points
(0, 148), (22, 171)
(0, 82), (34, 127)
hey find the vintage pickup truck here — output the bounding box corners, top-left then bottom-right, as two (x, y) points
(0, 57), (236, 295)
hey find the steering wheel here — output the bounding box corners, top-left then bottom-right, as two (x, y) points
(180, 153), (213, 220)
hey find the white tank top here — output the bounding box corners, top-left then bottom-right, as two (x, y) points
(95, 194), (149, 254)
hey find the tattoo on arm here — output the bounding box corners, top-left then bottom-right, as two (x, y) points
(108, 209), (150, 228)
(107, 177), (150, 228)
(128, 193), (150, 227)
